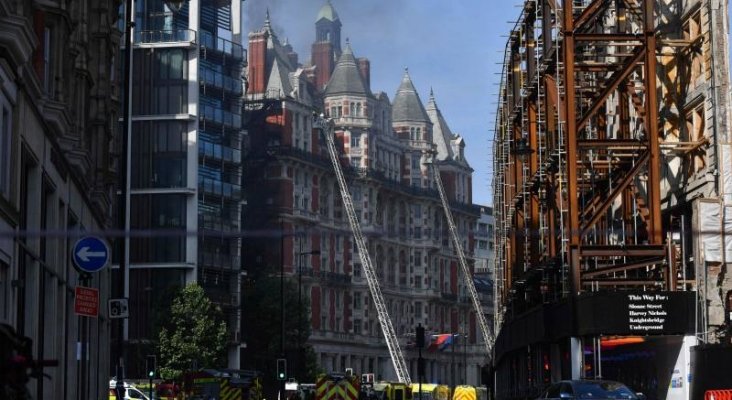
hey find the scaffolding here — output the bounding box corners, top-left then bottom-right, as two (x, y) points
(492, 0), (692, 324)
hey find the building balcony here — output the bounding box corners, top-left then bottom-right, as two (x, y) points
(314, 271), (351, 285)
(198, 177), (241, 200)
(199, 251), (242, 270)
(199, 213), (240, 233)
(199, 140), (242, 165)
(200, 31), (245, 62)
(332, 115), (371, 128)
(133, 29), (197, 47)
(292, 207), (319, 222)
(200, 105), (241, 130)
(200, 67), (243, 96)
(205, 288), (239, 307)
(441, 292), (458, 301)
(265, 145), (332, 169)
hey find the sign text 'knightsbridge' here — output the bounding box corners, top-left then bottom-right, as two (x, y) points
(628, 293), (670, 332)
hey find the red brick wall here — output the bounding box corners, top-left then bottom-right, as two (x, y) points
(357, 58), (370, 90)
(312, 42), (334, 90)
(248, 32), (268, 93)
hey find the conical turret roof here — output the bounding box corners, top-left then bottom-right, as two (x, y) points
(392, 68), (430, 123)
(317, 1), (340, 22)
(426, 88), (455, 161)
(323, 41), (369, 96)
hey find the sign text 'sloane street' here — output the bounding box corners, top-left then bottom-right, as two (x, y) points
(628, 293), (670, 332)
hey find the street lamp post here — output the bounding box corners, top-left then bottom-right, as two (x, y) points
(115, 0), (134, 397)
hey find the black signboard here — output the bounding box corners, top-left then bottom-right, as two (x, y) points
(495, 290), (696, 361)
(575, 291), (695, 336)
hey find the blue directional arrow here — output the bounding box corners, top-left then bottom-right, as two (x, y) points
(73, 236), (110, 273)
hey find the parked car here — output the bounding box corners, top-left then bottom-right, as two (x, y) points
(538, 380), (644, 400)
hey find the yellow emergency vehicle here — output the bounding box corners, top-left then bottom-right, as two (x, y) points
(373, 381), (413, 400)
(410, 383), (450, 400)
(315, 373), (360, 400)
(452, 385), (477, 400)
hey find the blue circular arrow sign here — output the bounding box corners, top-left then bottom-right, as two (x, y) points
(73, 236), (110, 273)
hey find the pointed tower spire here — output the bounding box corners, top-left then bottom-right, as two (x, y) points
(426, 89), (455, 161)
(264, 8), (272, 31)
(324, 40), (369, 96)
(392, 68), (430, 123)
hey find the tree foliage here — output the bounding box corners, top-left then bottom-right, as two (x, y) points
(158, 283), (228, 379)
(241, 274), (321, 398)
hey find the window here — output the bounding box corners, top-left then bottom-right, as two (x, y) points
(351, 157), (361, 167)
(132, 49), (188, 115)
(0, 98), (11, 197)
(130, 194), (187, 262)
(412, 204), (422, 219)
(684, 103), (706, 176)
(414, 251), (422, 267)
(354, 292), (362, 309)
(683, 10), (703, 90)
(131, 121), (187, 188)
(351, 133), (361, 147)
(356, 103), (362, 116)
(354, 319), (362, 334)
(478, 240), (487, 250)
(416, 127), (421, 140)
(43, 27), (53, 95)
(0, 260), (8, 321)
(411, 155), (420, 170)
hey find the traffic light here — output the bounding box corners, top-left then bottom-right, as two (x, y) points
(416, 324), (425, 348)
(276, 358), (287, 380)
(146, 355), (156, 379)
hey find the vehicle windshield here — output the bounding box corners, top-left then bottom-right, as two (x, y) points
(573, 382), (637, 400)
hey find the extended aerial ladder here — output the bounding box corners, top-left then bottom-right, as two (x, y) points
(313, 115), (412, 384)
(425, 151), (494, 359)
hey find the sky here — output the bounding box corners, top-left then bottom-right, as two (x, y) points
(242, 0), (521, 206)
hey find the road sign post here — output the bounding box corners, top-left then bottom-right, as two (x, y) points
(72, 236), (110, 273)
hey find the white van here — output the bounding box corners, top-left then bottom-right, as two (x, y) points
(108, 380), (151, 400)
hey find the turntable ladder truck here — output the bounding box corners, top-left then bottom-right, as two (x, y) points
(426, 151), (494, 359)
(314, 115), (412, 384)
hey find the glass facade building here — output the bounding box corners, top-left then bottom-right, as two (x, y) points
(121, 0), (246, 374)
